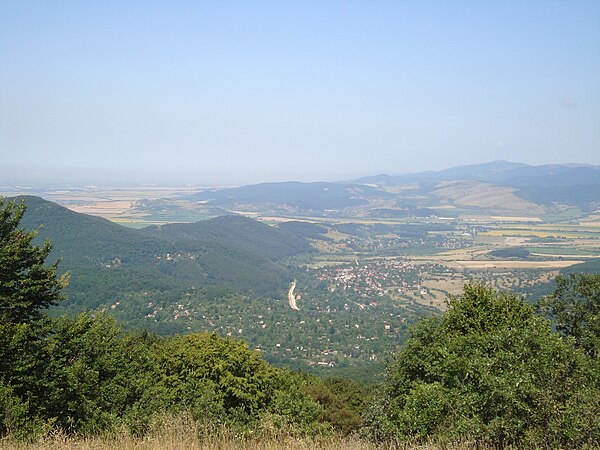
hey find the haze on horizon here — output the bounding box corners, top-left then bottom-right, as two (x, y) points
(1, 1), (599, 186)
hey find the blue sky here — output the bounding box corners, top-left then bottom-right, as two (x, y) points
(1, 1), (599, 184)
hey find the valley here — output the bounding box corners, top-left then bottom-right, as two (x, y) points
(3, 161), (599, 380)
(3, 3), (599, 444)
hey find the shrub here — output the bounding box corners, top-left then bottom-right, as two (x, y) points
(367, 283), (599, 448)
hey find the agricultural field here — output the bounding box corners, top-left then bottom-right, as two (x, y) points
(292, 210), (599, 312)
(4, 185), (595, 309)
(3, 185), (598, 320)
(0, 185), (224, 226)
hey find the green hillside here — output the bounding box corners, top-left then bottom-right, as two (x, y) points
(142, 214), (314, 261)
(18, 196), (172, 266)
(10, 196), (437, 379)
(187, 181), (391, 214)
(16, 196), (311, 311)
(180, 162), (600, 219)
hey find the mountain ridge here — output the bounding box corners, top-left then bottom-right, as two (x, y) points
(180, 161), (600, 218)
(353, 160), (600, 186)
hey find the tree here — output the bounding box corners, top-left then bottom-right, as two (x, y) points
(154, 332), (279, 423)
(1, 198), (69, 437)
(538, 273), (600, 358)
(0, 198), (66, 323)
(366, 283), (599, 448)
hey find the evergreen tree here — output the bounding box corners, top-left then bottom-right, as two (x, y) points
(0, 198), (66, 323)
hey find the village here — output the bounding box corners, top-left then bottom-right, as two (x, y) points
(312, 258), (445, 301)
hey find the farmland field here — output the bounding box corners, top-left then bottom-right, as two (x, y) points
(3, 185), (598, 313)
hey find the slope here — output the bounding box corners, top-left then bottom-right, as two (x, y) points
(187, 181), (391, 214)
(354, 161), (600, 210)
(142, 214), (313, 261)
(14, 196), (307, 312)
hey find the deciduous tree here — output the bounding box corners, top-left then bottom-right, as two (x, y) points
(367, 283), (599, 448)
(539, 273), (600, 358)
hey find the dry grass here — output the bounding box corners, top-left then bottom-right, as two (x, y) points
(0, 433), (483, 450)
(481, 229), (598, 239)
(445, 260), (583, 269)
(432, 181), (545, 214)
(0, 434), (377, 450)
(66, 201), (138, 220)
(0, 415), (372, 450)
(488, 216), (542, 222)
(0, 415), (483, 450)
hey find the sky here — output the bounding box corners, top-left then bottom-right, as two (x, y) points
(1, 1), (599, 185)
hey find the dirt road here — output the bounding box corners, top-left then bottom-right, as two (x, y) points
(288, 280), (299, 310)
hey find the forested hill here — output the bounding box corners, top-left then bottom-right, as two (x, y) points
(142, 214), (313, 261)
(177, 162), (600, 218)
(15, 196), (313, 311)
(187, 181), (389, 212)
(355, 161), (600, 208)
(18, 195), (171, 267)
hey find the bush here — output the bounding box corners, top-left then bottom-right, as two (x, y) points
(0, 382), (46, 440)
(367, 283), (599, 448)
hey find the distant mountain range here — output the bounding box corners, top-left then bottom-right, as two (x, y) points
(354, 160), (599, 184)
(186, 161), (600, 219)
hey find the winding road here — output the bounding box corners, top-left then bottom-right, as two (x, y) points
(288, 280), (300, 310)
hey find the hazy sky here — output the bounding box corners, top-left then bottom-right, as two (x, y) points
(1, 1), (599, 185)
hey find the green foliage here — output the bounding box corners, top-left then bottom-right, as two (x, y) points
(263, 371), (324, 433)
(16, 195), (299, 302)
(0, 381), (47, 440)
(564, 258), (600, 275)
(0, 314), (161, 437)
(539, 273), (600, 358)
(303, 376), (372, 435)
(143, 215), (314, 261)
(277, 221), (331, 241)
(0, 198), (65, 323)
(367, 283), (600, 448)
(488, 247), (530, 259)
(40, 313), (141, 433)
(153, 332), (277, 423)
(0, 314), (336, 439)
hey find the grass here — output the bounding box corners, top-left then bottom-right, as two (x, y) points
(0, 433), (493, 450)
(0, 430), (468, 450)
(540, 207), (583, 222)
(446, 260), (582, 269)
(0, 416), (364, 450)
(481, 229), (599, 239)
(0, 414), (497, 450)
(1, 435), (377, 450)
(525, 247), (600, 256)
